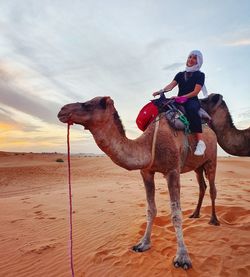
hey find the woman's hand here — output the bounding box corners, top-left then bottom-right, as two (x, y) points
(174, 96), (188, 104)
(152, 91), (160, 97)
(152, 89), (165, 97)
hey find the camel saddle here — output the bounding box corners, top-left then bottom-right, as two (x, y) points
(136, 93), (211, 132)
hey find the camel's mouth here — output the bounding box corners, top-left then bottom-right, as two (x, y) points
(57, 109), (73, 124)
(57, 102), (87, 126)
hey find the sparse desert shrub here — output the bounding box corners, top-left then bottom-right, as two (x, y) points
(56, 158), (64, 163)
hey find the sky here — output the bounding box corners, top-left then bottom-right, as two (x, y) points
(0, 0), (250, 155)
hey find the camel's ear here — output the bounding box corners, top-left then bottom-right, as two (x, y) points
(211, 94), (222, 105)
(99, 96), (114, 109)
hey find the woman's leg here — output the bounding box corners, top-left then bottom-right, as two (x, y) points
(184, 100), (206, 155)
(184, 100), (202, 134)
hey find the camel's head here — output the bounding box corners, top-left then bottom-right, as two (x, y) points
(57, 96), (115, 129)
(200, 93), (223, 115)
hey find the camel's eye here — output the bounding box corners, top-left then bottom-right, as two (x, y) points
(81, 103), (92, 111)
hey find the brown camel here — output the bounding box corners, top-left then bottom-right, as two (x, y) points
(58, 96), (219, 270)
(200, 93), (250, 156)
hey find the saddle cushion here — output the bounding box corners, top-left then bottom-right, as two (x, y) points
(136, 102), (158, 131)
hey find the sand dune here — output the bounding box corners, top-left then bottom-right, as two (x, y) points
(0, 152), (249, 277)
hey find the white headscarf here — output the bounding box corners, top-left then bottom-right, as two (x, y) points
(185, 50), (208, 97)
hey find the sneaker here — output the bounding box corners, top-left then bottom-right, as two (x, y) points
(194, 140), (206, 156)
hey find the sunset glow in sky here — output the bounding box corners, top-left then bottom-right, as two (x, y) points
(1, 0), (250, 155)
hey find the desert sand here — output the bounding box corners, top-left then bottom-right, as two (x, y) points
(0, 151), (249, 277)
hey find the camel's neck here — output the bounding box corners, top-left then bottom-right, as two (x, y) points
(211, 104), (250, 156)
(88, 114), (153, 170)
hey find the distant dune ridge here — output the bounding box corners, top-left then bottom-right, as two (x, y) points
(0, 152), (249, 277)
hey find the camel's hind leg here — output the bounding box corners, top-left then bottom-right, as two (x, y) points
(189, 166), (207, 218)
(204, 161), (220, 226)
(166, 169), (192, 270)
(132, 170), (157, 252)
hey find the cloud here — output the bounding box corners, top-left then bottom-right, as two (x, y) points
(0, 106), (50, 135)
(238, 109), (250, 119)
(219, 26), (250, 47)
(162, 62), (183, 71)
(1, 5), (153, 105)
(225, 38), (250, 47)
(145, 38), (171, 53)
(232, 108), (250, 129)
(0, 62), (67, 126)
(0, 82), (60, 125)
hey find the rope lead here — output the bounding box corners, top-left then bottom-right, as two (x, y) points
(67, 123), (75, 277)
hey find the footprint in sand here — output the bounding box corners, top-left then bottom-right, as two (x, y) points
(154, 216), (169, 227)
(107, 199), (115, 204)
(237, 267), (250, 277)
(93, 248), (118, 264)
(20, 240), (60, 255)
(23, 200), (31, 204)
(34, 210), (47, 219)
(137, 216), (171, 236)
(33, 204), (43, 209)
(10, 218), (25, 223)
(21, 197), (30, 201)
(30, 244), (55, 254)
(220, 207), (249, 225)
(93, 250), (109, 264)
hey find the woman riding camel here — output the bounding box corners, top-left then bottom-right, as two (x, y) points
(153, 50), (208, 156)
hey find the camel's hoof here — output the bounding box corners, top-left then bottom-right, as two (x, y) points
(173, 255), (192, 270)
(132, 242), (151, 252)
(189, 212), (200, 219)
(209, 218), (220, 226)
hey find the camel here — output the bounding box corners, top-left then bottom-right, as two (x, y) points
(200, 93), (250, 156)
(58, 96), (220, 270)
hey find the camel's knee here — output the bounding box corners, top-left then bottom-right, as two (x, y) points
(172, 213), (182, 228)
(147, 206), (157, 219)
(170, 202), (182, 226)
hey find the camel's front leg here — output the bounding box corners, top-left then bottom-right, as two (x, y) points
(189, 166), (207, 218)
(166, 170), (192, 270)
(133, 170), (156, 252)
